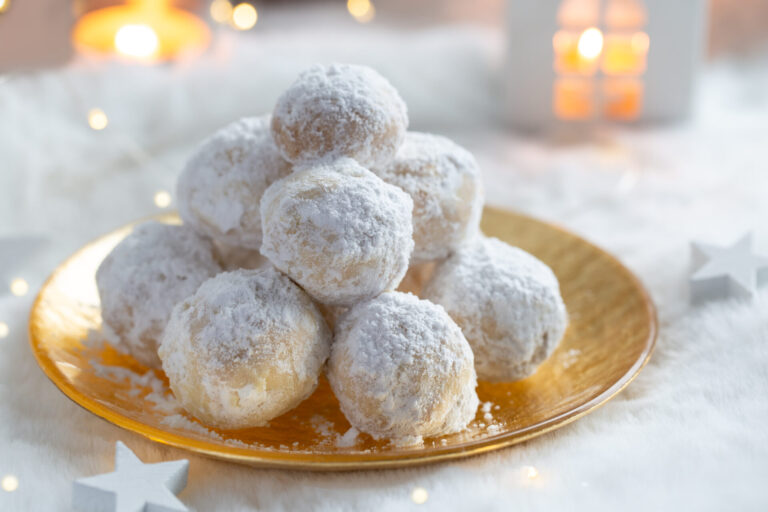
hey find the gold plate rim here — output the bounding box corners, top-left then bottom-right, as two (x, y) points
(28, 207), (657, 471)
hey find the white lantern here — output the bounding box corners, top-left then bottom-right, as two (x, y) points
(505, 0), (708, 130)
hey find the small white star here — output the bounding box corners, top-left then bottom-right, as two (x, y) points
(72, 442), (189, 512)
(690, 233), (768, 304)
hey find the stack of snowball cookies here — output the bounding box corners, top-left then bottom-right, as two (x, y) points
(96, 64), (568, 446)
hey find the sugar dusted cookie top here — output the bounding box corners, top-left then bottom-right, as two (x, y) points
(423, 237), (568, 382)
(327, 292), (478, 445)
(159, 268), (331, 429)
(271, 64), (408, 167)
(260, 158), (414, 306)
(95, 222), (221, 367)
(177, 116), (292, 250)
(374, 132), (484, 262)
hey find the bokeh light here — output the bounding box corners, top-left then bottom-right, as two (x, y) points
(10, 278), (28, 297)
(232, 3), (257, 30)
(210, 0), (233, 24)
(411, 486), (428, 504)
(1, 475), (18, 492)
(88, 108), (109, 131)
(154, 190), (172, 208)
(347, 0), (375, 23)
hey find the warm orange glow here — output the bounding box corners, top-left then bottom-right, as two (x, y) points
(348, 0), (375, 23)
(578, 28), (604, 59)
(72, 1), (210, 62)
(603, 78), (643, 120)
(602, 32), (649, 75)
(115, 24), (159, 58)
(554, 78), (594, 120)
(553, 30), (600, 75)
(0, 0), (10, 14)
(231, 3), (257, 30)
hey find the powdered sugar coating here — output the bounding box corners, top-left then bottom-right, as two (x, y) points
(260, 158), (414, 306)
(96, 222), (221, 368)
(374, 132), (484, 262)
(327, 292), (478, 444)
(423, 237), (568, 382)
(158, 268), (331, 429)
(212, 240), (268, 271)
(177, 116), (292, 250)
(271, 64), (408, 167)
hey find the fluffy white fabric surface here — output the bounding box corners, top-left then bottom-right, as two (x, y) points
(1, 22), (768, 512)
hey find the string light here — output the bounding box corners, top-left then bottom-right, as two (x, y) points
(347, 0), (375, 23)
(210, 0), (233, 24)
(410, 486), (428, 505)
(154, 190), (172, 208)
(231, 3), (257, 30)
(10, 278), (28, 297)
(524, 465), (539, 480)
(0, 0), (9, 14)
(114, 24), (159, 59)
(88, 108), (109, 131)
(1, 475), (18, 492)
(0, 322), (8, 338)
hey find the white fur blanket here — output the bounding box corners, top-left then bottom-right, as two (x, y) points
(1, 24), (767, 512)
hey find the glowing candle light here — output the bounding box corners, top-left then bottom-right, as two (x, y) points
(410, 486), (429, 504)
(231, 3), (257, 30)
(114, 24), (159, 59)
(578, 27), (604, 60)
(0, 0), (10, 14)
(72, 1), (210, 62)
(88, 108), (109, 130)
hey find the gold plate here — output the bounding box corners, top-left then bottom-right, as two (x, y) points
(29, 207), (656, 470)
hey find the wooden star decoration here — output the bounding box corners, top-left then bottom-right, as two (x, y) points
(690, 233), (768, 304)
(72, 442), (189, 512)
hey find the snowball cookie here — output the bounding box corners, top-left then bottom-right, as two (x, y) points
(327, 292), (478, 445)
(260, 158), (414, 306)
(374, 132), (484, 262)
(177, 116), (292, 250)
(423, 237), (568, 382)
(96, 222), (221, 368)
(159, 268), (331, 429)
(271, 64), (408, 168)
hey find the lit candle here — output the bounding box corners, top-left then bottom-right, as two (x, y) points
(72, 0), (210, 61)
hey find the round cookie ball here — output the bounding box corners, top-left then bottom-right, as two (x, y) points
(423, 237), (568, 382)
(374, 132), (484, 262)
(271, 64), (408, 168)
(260, 158), (414, 306)
(96, 222), (221, 368)
(177, 116), (292, 250)
(327, 292), (478, 445)
(159, 268), (331, 429)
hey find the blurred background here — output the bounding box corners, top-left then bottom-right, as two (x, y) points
(0, 0), (767, 283)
